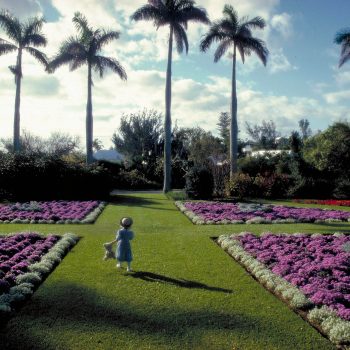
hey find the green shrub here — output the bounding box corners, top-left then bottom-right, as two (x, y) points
(185, 166), (214, 199)
(225, 173), (254, 200)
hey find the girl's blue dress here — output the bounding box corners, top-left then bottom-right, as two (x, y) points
(116, 228), (134, 262)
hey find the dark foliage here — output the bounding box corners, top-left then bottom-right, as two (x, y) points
(185, 166), (214, 199)
(0, 153), (113, 200)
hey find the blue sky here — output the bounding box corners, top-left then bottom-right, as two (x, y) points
(0, 0), (349, 148)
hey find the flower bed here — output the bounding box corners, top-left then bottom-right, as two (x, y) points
(294, 199), (350, 207)
(0, 200), (106, 224)
(175, 201), (350, 224)
(0, 232), (79, 314)
(217, 232), (350, 347)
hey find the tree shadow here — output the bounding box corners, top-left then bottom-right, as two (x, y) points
(128, 271), (233, 294)
(0, 281), (331, 350)
(108, 195), (177, 212)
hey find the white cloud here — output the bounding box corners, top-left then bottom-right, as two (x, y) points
(269, 48), (297, 73)
(271, 12), (293, 38)
(323, 90), (350, 104)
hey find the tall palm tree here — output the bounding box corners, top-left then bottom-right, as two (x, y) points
(200, 4), (268, 178)
(49, 12), (127, 164)
(131, 0), (210, 193)
(334, 28), (350, 67)
(0, 10), (48, 152)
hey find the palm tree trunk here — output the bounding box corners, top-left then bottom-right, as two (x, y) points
(163, 25), (173, 193)
(230, 44), (238, 179)
(13, 48), (22, 153)
(86, 63), (94, 164)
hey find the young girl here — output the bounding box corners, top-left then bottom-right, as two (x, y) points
(113, 217), (134, 272)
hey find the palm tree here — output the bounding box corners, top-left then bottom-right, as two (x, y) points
(334, 28), (350, 67)
(131, 0), (210, 193)
(49, 12), (127, 164)
(0, 10), (48, 152)
(200, 4), (268, 178)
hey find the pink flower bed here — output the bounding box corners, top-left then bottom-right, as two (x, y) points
(0, 233), (60, 293)
(236, 233), (350, 321)
(0, 200), (104, 224)
(179, 201), (350, 224)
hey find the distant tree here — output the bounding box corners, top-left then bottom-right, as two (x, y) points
(49, 12), (127, 164)
(299, 118), (311, 140)
(1, 130), (81, 157)
(92, 138), (104, 152)
(112, 109), (163, 164)
(200, 4), (268, 178)
(289, 131), (302, 154)
(217, 112), (230, 151)
(0, 10), (49, 152)
(246, 120), (280, 149)
(186, 127), (224, 166)
(334, 28), (350, 67)
(131, 0), (210, 193)
(303, 121), (350, 175)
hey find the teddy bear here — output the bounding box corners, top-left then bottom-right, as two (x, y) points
(102, 242), (116, 260)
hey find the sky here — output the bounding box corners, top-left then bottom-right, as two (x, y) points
(0, 0), (349, 149)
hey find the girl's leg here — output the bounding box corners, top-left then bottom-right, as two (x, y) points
(116, 260), (122, 268)
(127, 262), (132, 272)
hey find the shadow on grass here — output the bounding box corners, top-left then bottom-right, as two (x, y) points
(108, 195), (177, 212)
(128, 271), (233, 294)
(0, 281), (329, 350)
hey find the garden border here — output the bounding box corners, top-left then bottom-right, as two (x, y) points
(217, 233), (350, 349)
(0, 232), (79, 316)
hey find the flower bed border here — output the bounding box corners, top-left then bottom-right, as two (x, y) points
(175, 201), (350, 225)
(0, 232), (79, 316)
(0, 201), (106, 225)
(217, 233), (350, 348)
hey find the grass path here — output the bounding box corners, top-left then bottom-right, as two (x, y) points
(1, 193), (347, 349)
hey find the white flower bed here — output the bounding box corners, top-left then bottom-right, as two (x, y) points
(0, 233), (79, 314)
(217, 233), (350, 348)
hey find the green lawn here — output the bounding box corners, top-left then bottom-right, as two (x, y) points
(1, 193), (348, 349)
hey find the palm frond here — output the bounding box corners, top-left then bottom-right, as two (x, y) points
(0, 10), (22, 44)
(93, 56), (127, 80)
(223, 4), (238, 28)
(23, 33), (47, 48)
(339, 44), (350, 67)
(334, 28), (350, 44)
(23, 16), (45, 40)
(95, 30), (120, 51)
(239, 36), (268, 65)
(173, 23), (188, 54)
(240, 16), (266, 30)
(24, 46), (49, 68)
(73, 12), (93, 37)
(49, 52), (76, 72)
(199, 25), (230, 52)
(131, 5), (164, 24)
(178, 6), (210, 26)
(0, 41), (17, 56)
(236, 43), (245, 63)
(69, 55), (87, 71)
(59, 36), (86, 56)
(214, 39), (231, 62)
